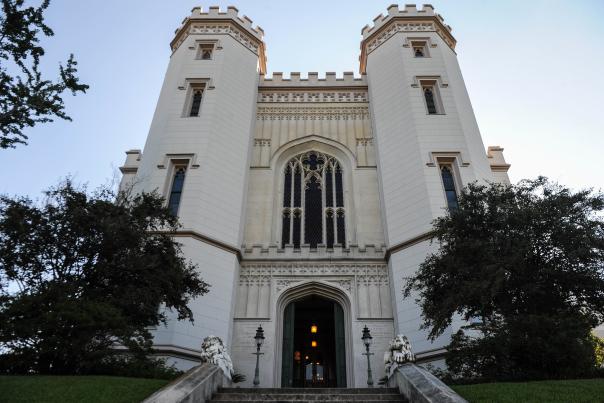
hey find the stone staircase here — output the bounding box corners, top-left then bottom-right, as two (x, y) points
(211, 387), (407, 403)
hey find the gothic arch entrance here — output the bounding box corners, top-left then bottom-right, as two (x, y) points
(275, 282), (353, 388)
(281, 296), (346, 387)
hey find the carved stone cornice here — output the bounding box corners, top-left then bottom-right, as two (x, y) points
(256, 106), (370, 121)
(258, 90), (368, 103)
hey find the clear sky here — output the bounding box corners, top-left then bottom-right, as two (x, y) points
(1, 0), (603, 198)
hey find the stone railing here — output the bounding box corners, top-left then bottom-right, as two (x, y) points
(387, 363), (467, 403)
(142, 363), (231, 403)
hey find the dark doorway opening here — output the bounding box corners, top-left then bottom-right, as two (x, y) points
(281, 295), (346, 387)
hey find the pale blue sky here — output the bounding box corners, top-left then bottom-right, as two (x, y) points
(1, 0), (603, 197)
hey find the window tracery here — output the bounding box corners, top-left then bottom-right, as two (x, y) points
(281, 151), (346, 249)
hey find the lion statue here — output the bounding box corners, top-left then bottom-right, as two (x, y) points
(200, 335), (234, 380)
(383, 334), (415, 377)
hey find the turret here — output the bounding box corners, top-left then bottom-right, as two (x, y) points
(126, 5), (266, 368)
(362, 4), (496, 354)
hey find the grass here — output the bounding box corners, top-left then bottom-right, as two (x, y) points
(452, 378), (604, 403)
(0, 375), (169, 403)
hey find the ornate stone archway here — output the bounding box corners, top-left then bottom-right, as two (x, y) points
(273, 281), (355, 388)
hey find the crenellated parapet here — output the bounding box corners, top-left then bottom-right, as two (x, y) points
(171, 5), (266, 73)
(359, 4), (456, 73)
(241, 243), (387, 261)
(260, 72), (366, 88)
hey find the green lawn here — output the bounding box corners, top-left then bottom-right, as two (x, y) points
(0, 375), (169, 403)
(452, 378), (604, 403)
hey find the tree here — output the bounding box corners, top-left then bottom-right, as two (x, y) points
(0, 181), (209, 374)
(404, 177), (604, 381)
(0, 0), (88, 149)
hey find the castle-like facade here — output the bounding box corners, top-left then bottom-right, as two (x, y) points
(120, 4), (510, 388)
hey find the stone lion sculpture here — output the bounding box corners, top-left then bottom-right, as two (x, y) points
(200, 335), (234, 380)
(383, 334), (415, 377)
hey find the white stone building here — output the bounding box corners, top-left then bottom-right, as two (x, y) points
(119, 4), (510, 388)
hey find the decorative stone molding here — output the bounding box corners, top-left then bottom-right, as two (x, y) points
(258, 90), (368, 103)
(426, 151), (470, 167)
(356, 138), (373, 146)
(256, 106), (370, 121)
(253, 139), (271, 147)
(157, 153), (200, 169)
(240, 262), (387, 276)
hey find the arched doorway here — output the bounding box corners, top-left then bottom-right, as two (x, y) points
(281, 295), (346, 387)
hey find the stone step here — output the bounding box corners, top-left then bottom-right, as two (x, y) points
(213, 401), (405, 403)
(213, 393), (404, 401)
(218, 388), (399, 394)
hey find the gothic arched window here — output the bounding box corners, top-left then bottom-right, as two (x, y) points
(281, 151), (346, 249)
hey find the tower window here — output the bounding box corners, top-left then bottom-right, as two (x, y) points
(423, 87), (437, 114)
(411, 41), (429, 57)
(281, 151), (346, 249)
(420, 80), (444, 115)
(196, 43), (215, 60)
(440, 165), (459, 211)
(188, 87), (204, 117)
(168, 166), (187, 216)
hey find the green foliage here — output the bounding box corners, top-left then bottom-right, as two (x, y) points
(404, 177), (604, 381)
(0, 375), (168, 403)
(0, 0), (88, 148)
(0, 180), (209, 375)
(85, 355), (183, 380)
(452, 378), (604, 403)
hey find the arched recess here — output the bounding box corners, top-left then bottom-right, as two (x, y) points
(270, 136), (357, 246)
(273, 281), (355, 387)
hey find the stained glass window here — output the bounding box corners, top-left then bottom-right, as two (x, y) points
(304, 176), (322, 248)
(282, 210), (291, 246)
(281, 152), (346, 249)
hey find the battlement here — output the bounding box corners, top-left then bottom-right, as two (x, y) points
(260, 72), (367, 88)
(361, 4), (452, 39)
(241, 243), (387, 261)
(170, 5), (266, 73)
(178, 5), (264, 39)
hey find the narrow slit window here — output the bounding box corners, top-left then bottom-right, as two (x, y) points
(423, 87), (437, 114)
(189, 89), (203, 117)
(168, 167), (186, 216)
(440, 165), (459, 211)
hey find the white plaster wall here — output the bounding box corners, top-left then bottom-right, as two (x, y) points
(134, 33), (258, 248)
(130, 27), (260, 366)
(152, 237), (240, 354)
(367, 31), (497, 247)
(388, 240), (452, 352)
